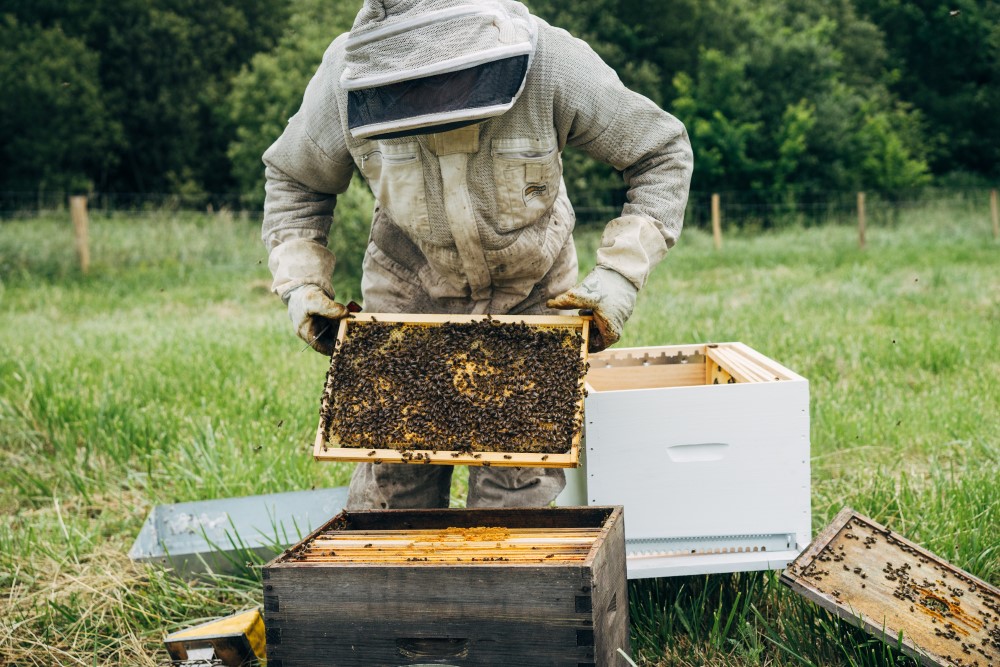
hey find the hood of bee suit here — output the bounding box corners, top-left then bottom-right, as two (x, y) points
(342, 0), (538, 140)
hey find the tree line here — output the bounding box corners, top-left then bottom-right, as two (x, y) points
(3, 0), (998, 216)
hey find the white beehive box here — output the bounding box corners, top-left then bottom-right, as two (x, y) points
(557, 342), (811, 579)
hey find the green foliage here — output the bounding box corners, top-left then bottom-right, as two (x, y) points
(2, 0), (995, 205)
(671, 51), (762, 190)
(667, 0), (930, 201)
(226, 0), (360, 205)
(6, 0), (291, 194)
(773, 100), (817, 191)
(862, 0), (1000, 178)
(857, 103), (931, 191)
(0, 15), (120, 193)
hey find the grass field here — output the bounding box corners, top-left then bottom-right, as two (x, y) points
(1, 201), (997, 666)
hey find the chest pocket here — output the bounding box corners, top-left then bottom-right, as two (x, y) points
(492, 138), (561, 233)
(358, 141), (430, 239)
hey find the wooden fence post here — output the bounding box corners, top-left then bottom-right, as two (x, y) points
(69, 195), (90, 274)
(857, 192), (866, 249)
(991, 189), (999, 240)
(711, 193), (722, 250)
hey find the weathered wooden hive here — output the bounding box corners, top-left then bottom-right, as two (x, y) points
(314, 313), (589, 468)
(262, 506), (629, 667)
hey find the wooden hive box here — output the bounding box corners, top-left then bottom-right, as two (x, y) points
(313, 313), (589, 468)
(262, 506), (629, 667)
(557, 342), (811, 578)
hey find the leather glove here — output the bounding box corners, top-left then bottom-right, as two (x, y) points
(285, 284), (348, 355)
(268, 238), (343, 354)
(547, 266), (637, 353)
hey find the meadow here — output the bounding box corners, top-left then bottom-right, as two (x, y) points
(0, 200), (997, 666)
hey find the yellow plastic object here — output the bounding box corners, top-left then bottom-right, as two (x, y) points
(164, 608), (265, 666)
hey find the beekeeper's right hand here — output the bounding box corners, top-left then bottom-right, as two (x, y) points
(285, 284), (348, 355)
(268, 238), (345, 355)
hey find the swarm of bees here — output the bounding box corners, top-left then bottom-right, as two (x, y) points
(320, 319), (587, 454)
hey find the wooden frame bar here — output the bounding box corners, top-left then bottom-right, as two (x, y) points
(313, 313), (589, 468)
(586, 341), (801, 393)
(334, 313), (590, 327)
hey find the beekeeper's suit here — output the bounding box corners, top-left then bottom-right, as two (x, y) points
(263, 0), (693, 510)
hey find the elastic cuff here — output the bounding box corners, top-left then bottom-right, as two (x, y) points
(268, 238), (337, 298)
(591, 265), (638, 295)
(280, 283), (311, 305)
(594, 215), (669, 290)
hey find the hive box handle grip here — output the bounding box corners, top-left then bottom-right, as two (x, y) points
(396, 637), (469, 660)
(665, 442), (729, 462)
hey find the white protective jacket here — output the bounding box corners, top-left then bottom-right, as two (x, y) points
(263, 2), (693, 317)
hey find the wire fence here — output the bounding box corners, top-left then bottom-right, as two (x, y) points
(0, 191), (259, 219)
(1, 186), (998, 233)
(578, 187), (999, 231)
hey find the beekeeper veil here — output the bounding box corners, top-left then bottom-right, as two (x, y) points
(342, 0), (537, 140)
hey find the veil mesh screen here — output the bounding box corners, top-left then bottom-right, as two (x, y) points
(347, 55), (529, 136)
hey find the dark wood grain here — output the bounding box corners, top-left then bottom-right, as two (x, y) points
(263, 507), (629, 667)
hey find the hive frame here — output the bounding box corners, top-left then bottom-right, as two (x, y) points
(313, 313), (589, 468)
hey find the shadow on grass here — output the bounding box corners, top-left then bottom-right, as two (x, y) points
(629, 571), (919, 667)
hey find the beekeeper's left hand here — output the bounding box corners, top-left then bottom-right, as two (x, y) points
(547, 267), (637, 353)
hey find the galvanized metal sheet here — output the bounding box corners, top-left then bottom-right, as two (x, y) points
(130, 487), (348, 577)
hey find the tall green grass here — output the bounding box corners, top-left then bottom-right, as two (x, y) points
(0, 203), (997, 665)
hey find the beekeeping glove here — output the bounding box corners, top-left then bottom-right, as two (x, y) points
(269, 238), (345, 355)
(285, 284), (348, 355)
(547, 267), (637, 353)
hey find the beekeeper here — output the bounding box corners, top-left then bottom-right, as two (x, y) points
(262, 0), (693, 510)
